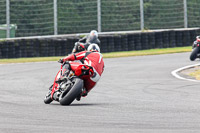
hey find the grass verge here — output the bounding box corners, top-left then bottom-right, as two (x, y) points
(0, 46), (192, 64)
(103, 46), (191, 58)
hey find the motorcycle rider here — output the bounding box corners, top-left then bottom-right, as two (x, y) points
(54, 43), (104, 101)
(72, 30), (100, 53)
(192, 36), (200, 49)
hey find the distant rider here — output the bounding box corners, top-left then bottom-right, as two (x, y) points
(55, 44), (104, 101)
(192, 36), (200, 49)
(72, 30), (100, 53)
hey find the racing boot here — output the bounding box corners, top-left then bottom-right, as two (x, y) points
(76, 89), (88, 101)
(81, 90), (88, 97)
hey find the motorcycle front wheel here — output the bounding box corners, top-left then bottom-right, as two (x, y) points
(44, 85), (53, 104)
(190, 47), (200, 61)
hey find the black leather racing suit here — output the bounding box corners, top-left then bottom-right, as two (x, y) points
(72, 35), (100, 53)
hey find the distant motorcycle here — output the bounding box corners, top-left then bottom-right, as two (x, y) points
(44, 61), (92, 105)
(190, 36), (200, 61)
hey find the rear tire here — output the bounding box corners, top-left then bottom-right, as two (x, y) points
(190, 47), (200, 61)
(59, 78), (83, 106)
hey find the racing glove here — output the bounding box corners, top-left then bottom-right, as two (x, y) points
(58, 58), (64, 63)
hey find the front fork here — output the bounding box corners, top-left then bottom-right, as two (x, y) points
(50, 63), (74, 100)
(50, 65), (63, 99)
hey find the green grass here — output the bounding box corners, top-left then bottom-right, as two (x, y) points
(103, 46), (191, 58)
(0, 46), (192, 64)
(0, 57), (62, 64)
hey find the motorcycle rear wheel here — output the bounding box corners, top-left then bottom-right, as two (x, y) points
(59, 77), (83, 105)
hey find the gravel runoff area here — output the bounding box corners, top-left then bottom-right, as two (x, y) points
(178, 64), (200, 80)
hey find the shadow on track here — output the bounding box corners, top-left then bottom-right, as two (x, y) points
(49, 102), (105, 106)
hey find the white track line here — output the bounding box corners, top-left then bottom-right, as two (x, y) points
(171, 63), (200, 82)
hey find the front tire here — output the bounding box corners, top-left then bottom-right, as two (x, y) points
(44, 85), (53, 104)
(190, 47), (200, 61)
(59, 78), (83, 105)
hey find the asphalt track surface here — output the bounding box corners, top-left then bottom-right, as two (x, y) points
(1, 52), (200, 133)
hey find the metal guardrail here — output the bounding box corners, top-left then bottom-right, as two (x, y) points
(0, 27), (7, 30)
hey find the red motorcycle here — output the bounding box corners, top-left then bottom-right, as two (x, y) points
(44, 61), (93, 105)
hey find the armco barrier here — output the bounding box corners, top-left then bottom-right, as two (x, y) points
(0, 28), (198, 59)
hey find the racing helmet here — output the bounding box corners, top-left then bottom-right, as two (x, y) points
(86, 30), (98, 44)
(196, 36), (200, 42)
(87, 43), (100, 52)
(89, 30), (98, 38)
